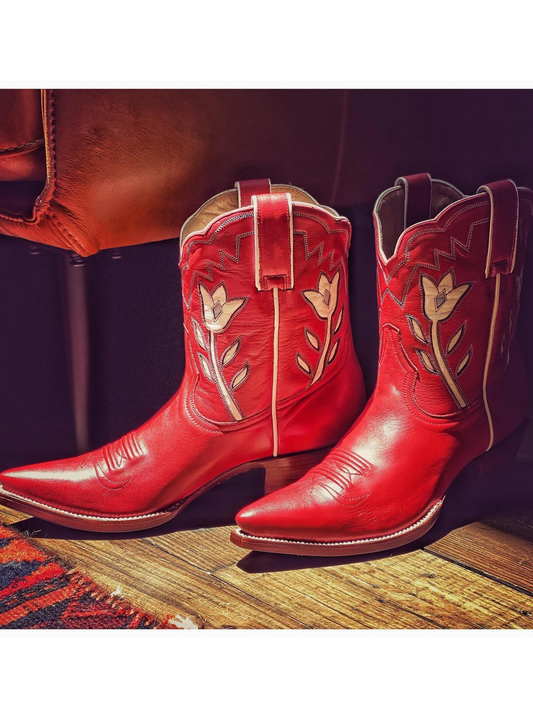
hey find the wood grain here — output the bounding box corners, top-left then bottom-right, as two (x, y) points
(3, 501), (533, 629)
(214, 547), (533, 629)
(428, 520), (533, 595)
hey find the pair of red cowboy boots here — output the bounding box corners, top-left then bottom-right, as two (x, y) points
(0, 175), (531, 557)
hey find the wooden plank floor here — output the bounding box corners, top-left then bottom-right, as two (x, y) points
(2, 460), (533, 629)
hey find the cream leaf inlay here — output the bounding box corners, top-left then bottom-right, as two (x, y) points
(192, 318), (207, 349)
(305, 328), (320, 351)
(406, 314), (428, 344)
(416, 270), (472, 409)
(297, 354), (312, 375)
(334, 306), (344, 334)
(327, 340), (340, 364)
(231, 364), (249, 390)
(198, 352), (214, 382)
(415, 348), (438, 375)
(222, 339), (240, 367)
(447, 324), (465, 354)
(456, 350), (471, 377)
(301, 270), (342, 384)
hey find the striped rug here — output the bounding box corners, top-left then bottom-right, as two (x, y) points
(0, 524), (170, 629)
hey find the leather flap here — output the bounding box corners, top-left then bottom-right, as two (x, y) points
(253, 192), (294, 291)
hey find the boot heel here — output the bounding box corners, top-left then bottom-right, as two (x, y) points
(262, 448), (330, 495)
(474, 419), (528, 479)
(443, 420), (529, 522)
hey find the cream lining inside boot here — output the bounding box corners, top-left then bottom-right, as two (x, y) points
(180, 184), (338, 249)
(376, 180), (464, 260)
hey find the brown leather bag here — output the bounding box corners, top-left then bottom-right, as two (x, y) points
(0, 89), (348, 255)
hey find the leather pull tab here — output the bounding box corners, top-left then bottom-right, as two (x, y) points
(395, 173), (432, 230)
(253, 192), (294, 291)
(477, 180), (520, 278)
(235, 179), (271, 207)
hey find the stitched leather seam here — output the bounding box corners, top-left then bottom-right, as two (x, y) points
(183, 213), (253, 260)
(0, 90), (56, 225)
(48, 210), (90, 256)
(186, 375), (272, 432)
(380, 324), (468, 426)
(0, 137), (44, 154)
(94, 462), (129, 490)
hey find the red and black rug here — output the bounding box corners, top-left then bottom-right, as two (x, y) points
(0, 524), (170, 629)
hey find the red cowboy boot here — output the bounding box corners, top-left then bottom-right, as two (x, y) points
(0, 179), (365, 532)
(232, 174), (533, 555)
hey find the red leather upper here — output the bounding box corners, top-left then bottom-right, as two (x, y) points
(236, 175), (533, 543)
(0, 180), (366, 518)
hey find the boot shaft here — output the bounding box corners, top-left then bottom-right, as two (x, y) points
(179, 180), (357, 443)
(373, 174), (533, 424)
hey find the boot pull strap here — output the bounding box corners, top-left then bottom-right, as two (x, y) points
(235, 179), (271, 207)
(253, 192), (294, 291)
(395, 173), (432, 230)
(477, 180), (520, 278)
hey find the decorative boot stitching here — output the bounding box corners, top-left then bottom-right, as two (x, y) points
(196, 281), (248, 421)
(296, 228), (346, 272)
(378, 213), (488, 308)
(182, 227), (253, 308)
(407, 268), (473, 410)
(93, 433), (145, 490)
(298, 270), (342, 385)
(310, 451), (372, 505)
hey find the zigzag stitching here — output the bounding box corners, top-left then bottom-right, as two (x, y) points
(183, 212), (350, 310)
(182, 211), (253, 260)
(295, 230), (344, 274)
(293, 210), (350, 262)
(183, 231), (252, 308)
(378, 215), (489, 308)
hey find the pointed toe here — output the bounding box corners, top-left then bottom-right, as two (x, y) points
(235, 480), (328, 542)
(0, 462), (79, 509)
(1, 465), (49, 499)
(235, 498), (276, 537)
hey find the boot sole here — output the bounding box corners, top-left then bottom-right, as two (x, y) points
(0, 448), (329, 533)
(230, 421), (528, 557)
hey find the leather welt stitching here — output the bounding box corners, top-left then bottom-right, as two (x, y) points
(236, 500), (442, 546)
